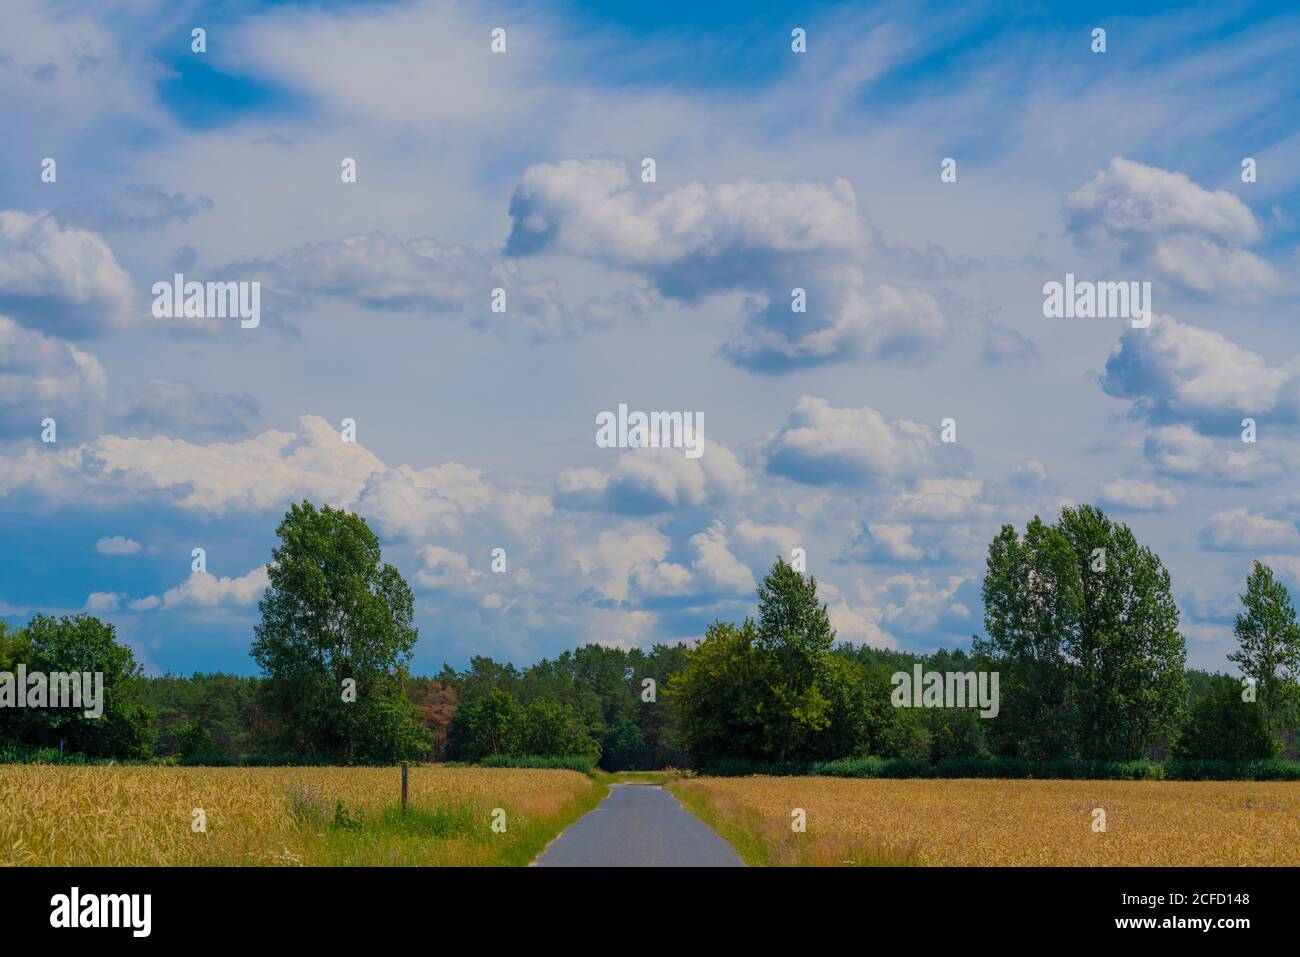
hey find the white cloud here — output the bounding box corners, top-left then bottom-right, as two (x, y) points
(1102, 315), (1300, 433)
(84, 591), (121, 612)
(0, 211), (136, 337)
(1098, 478), (1182, 512)
(507, 159), (949, 372)
(572, 527), (671, 603)
(1200, 509), (1300, 552)
(0, 316), (107, 437)
(413, 546), (490, 593)
(95, 535), (140, 556)
(686, 521), (756, 595)
(1143, 425), (1285, 485)
(721, 277), (949, 371)
(1066, 157), (1279, 296)
(506, 158), (871, 288)
(733, 520), (802, 559)
(155, 566), (270, 610)
(764, 395), (957, 487)
(556, 443), (748, 514)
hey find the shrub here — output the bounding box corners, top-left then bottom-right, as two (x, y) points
(479, 754), (597, 773)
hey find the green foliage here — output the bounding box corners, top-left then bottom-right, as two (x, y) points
(438, 641), (690, 770)
(1164, 758), (1300, 781)
(705, 755), (1285, 780)
(479, 753), (597, 772)
(601, 717), (651, 772)
(667, 620), (776, 765)
(755, 557), (836, 761)
(522, 696), (600, 758)
(447, 688), (524, 760)
(0, 614), (153, 759)
(250, 500), (431, 763)
(139, 672), (269, 761)
(1172, 678), (1278, 761)
(977, 505), (1188, 761)
(331, 800), (365, 830)
(974, 519), (1076, 759)
(1229, 561), (1300, 736)
(175, 719), (216, 761)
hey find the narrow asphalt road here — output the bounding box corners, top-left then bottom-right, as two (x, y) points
(533, 784), (745, 867)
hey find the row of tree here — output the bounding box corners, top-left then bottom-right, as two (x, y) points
(2, 500), (1296, 767)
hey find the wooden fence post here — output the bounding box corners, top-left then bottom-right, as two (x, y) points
(401, 761), (409, 812)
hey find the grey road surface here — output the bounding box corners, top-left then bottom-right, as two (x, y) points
(533, 784), (745, 867)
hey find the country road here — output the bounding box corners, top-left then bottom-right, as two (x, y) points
(533, 784), (745, 867)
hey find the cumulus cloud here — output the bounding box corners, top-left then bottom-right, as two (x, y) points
(0, 211), (136, 337)
(1143, 425), (1286, 485)
(720, 277), (949, 373)
(838, 522), (953, 564)
(684, 521), (756, 595)
(1065, 157), (1279, 296)
(506, 158), (871, 294)
(0, 416), (552, 551)
(85, 591), (121, 612)
(556, 443), (748, 515)
(507, 159), (947, 372)
(764, 395), (961, 487)
(821, 574), (975, 649)
(1199, 509), (1300, 552)
(358, 464), (552, 541)
(95, 535), (140, 556)
(1098, 478), (1182, 512)
(0, 316), (107, 437)
(572, 527), (670, 603)
(413, 546), (482, 592)
(1101, 315), (1300, 434)
(627, 520), (755, 600)
(733, 520), (802, 561)
(155, 566), (270, 610)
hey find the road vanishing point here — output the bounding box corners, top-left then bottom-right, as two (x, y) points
(533, 784), (745, 867)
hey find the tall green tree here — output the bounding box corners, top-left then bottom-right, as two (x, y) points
(974, 519), (1078, 759)
(754, 556), (835, 760)
(250, 500), (429, 763)
(1059, 505), (1187, 760)
(978, 505), (1187, 761)
(667, 620), (775, 767)
(1229, 561), (1300, 737)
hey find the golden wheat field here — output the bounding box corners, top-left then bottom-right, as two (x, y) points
(669, 777), (1300, 866)
(0, 765), (601, 866)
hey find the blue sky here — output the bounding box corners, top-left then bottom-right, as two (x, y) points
(3, 0), (1300, 677)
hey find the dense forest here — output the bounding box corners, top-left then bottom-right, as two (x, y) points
(2, 500), (1297, 772)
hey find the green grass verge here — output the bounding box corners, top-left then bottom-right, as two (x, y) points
(666, 781), (770, 867)
(301, 776), (608, 866)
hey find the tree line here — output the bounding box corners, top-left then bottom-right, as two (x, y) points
(2, 500), (1296, 769)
